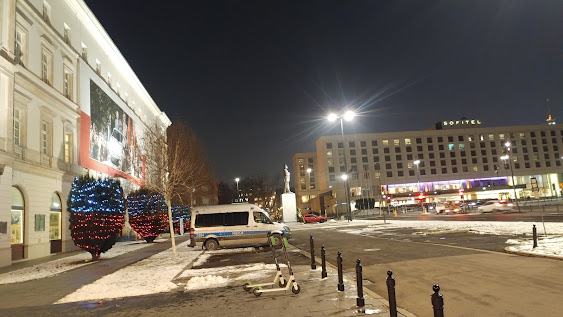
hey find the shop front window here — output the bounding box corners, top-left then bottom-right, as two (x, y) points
(50, 192), (62, 240)
(11, 187), (24, 244)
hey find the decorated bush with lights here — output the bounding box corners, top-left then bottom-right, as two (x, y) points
(126, 188), (168, 242)
(67, 175), (125, 260)
(172, 204), (191, 234)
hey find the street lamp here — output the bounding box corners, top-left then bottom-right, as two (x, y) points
(413, 159), (425, 213)
(306, 168), (312, 212)
(504, 142), (521, 212)
(235, 178), (240, 200)
(328, 110), (355, 222)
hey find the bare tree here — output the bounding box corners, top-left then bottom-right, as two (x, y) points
(143, 120), (215, 256)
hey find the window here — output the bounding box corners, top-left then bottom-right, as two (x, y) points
(328, 167), (335, 173)
(338, 142), (343, 148)
(41, 50), (53, 85)
(95, 59), (101, 75)
(397, 162), (403, 169)
(350, 149), (356, 156)
(416, 138), (422, 144)
(398, 171), (404, 177)
(384, 147), (390, 153)
(541, 131), (546, 137)
(452, 167), (458, 173)
(41, 121), (48, 155)
(361, 149), (367, 155)
(448, 144), (454, 151)
(349, 141), (355, 147)
(438, 145), (444, 151)
(326, 143), (332, 149)
(406, 146), (412, 152)
(395, 147), (401, 153)
(43, 1), (52, 23)
(360, 141), (366, 147)
(405, 138), (412, 145)
(472, 166), (478, 172)
(427, 137), (433, 143)
(196, 212), (249, 227)
(451, 159), (457, 165)
(461, 158), (467, 164)
(386, 171), (392, 177)
(488, 134), (494, 141)
(409, 170), (414, 176)
(468, 135), (474, 142)
(351, 158), (357, 163)
(417, 145), (423, 151)
(483, 165), (489, 171)
(385, 155), (390, 161)
(437, 137), (443, 142)
(15, 27), (27, 65)
(385, 163), (392, 169)
(382, 140), (389, 146)
(13, 108), (21, 146)
(462, 166), (468, 172)
(372, 140), (378, 146)
(439, 153), (445, 158)
(329, 175), (336, 181)
(448, 136), (453, 142)
(531, 132), (536, 137)
(393, 139), (400, 146)
(361, 157), (368, 163)
(64, 133), (72, 163)
(459, 144), (465, 150)
(11, 187), (25, 245)
(373, 156), (379, 162)
(63, 69), (73, 99)
(431, 169), (436, 174)
(50, 193), (62, 240)
(428, 145), (433, 151)
(440, 160), (446, 166)
(63, 23), (71, 43)
(395, 155), (402, 161)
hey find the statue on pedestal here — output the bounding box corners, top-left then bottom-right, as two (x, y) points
(283, 164), (291, 193)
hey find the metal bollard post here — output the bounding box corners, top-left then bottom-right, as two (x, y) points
(337, 251), (344, 291)
(431, 284), (445, 317)
(321, 245), (327, 279)
(386, 270), (398, 317)
(356, 259), (365, 307)
(533, 224), (538, 248)
(310, 235), (316, 270)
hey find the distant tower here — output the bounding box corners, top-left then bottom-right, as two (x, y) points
(546, 98), (556, 125)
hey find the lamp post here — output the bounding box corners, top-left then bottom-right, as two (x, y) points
(307, 167), (312, 212)
(504, 142), (521, 212)
(413, 159), (425, 213)
(235, 178), (240, 201)
(328, 110), (355, 222)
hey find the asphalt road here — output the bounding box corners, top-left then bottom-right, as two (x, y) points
(289, 223), (563, 317)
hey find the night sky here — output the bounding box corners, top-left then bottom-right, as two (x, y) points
(84, 0), (561, 182)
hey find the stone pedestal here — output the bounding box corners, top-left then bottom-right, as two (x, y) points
(282, 192), (298, 223)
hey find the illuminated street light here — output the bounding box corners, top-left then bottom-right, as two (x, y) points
(307, 168), (312, 212)
(328, 110), (356, 222)
(503, 142), (521, 212)
(235, 177), (240, 199)
(413, 159), (425, 213)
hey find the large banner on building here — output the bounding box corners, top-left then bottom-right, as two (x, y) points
(78, 60), (145, 184)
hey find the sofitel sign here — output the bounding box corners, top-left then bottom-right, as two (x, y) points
(443, 119), (482, 126)
(436, 118), (483, 130)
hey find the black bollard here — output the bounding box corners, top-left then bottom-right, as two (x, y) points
(321, 245), (327, 279)
(431, 284), (445, 317)
(310, 235), (316, 270)
(386, 270), (397, 317)
(533, 224), (538, 248)
(356, 259), (365, 308)
(337, 251), (344, 291)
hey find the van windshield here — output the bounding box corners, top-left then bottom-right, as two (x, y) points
(253, 211), (273, 224)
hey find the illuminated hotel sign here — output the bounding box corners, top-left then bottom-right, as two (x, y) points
(437, 119), (482, 130)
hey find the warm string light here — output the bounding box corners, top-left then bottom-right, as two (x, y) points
(126, 190), (168, 242)
(68, 176), (125, 258)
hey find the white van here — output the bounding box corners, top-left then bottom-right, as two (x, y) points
(188, 203), (291, 250)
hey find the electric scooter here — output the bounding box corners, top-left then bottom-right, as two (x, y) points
(242, 234), (287, 291)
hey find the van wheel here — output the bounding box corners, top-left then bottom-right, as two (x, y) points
(204, 239), (219, 251)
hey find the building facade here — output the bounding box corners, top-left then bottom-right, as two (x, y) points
(293, 119), (563, 217)
(0, 0), (169, 267)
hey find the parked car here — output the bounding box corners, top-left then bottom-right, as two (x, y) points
(302, 214), (327, 223)
(478, 200), (513, 213)
(435, 202), (460, 214)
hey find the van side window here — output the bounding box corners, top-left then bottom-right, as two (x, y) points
(253, 211), (272, 224)
(196, 212), (248, 227)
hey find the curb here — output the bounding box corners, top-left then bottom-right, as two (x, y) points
(504, 248), (563, 261)
(289, 245), (418, 317)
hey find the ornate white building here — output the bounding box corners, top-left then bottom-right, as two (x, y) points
(0, 0), (169, 267)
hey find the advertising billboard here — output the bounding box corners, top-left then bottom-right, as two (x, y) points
(79, 60), (145, 185)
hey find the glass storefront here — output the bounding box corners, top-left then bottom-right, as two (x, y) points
(11, 187), (24, 244)
(49, 193), (62, 240)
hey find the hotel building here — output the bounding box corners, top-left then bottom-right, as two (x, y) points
(0, 0), (169, 267)
(293, 119), (563, 216)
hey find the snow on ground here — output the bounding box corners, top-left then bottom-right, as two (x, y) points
(56, 240), (202, 304)
(0, 240), (155, 285)
(183, 262), (284, 291)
